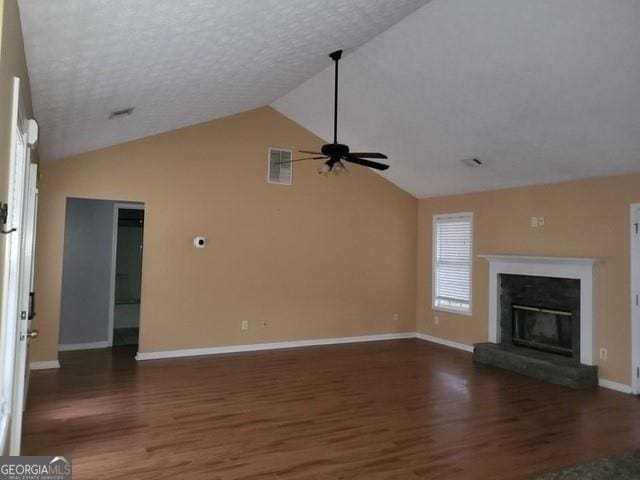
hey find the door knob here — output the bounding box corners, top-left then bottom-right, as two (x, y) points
(26, 330), (39, 339)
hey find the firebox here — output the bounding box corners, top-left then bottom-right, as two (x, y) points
(499, 274), (580, 361)
(512, 304), (573, 356)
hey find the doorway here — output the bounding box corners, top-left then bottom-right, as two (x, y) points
(110, 204), (144, 347)
(58, 199), (144, 355)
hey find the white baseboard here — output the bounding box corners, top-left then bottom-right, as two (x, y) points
(136, 332), (416, 361)
(48, 333), (633, 394)
(415, 333), (474, 353)
(58, 341), (111, 352)
(30, 360), (61, 370)
(598, 378), (633, 394)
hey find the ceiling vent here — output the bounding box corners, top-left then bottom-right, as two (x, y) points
(268, 148), (293, 185)
(461, 158), (484, 168)
(109, 107), (135, 119)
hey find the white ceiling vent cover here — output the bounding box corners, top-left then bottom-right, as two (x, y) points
(268, 148), (293, 185)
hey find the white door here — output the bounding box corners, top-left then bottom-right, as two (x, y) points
(21, 164), (38, 409)
(0, 78), (36, 455)
(16, 163), (38, 413)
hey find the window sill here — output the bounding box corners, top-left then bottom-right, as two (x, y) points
(433, 305), (473, 317)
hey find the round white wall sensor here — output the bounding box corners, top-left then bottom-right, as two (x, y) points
(193, 236), (206, 248)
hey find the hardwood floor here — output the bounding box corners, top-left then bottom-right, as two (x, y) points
(23, 340), (640, 479)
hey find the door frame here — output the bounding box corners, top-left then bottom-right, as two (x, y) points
(11, 163), (37, 454)
(108, 202), (145, 346)
(631, 203), (640, 394)
(20, 163), (39, 410)
(0, 77), (34, 455)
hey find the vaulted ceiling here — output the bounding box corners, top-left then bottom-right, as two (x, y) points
(18, 0), (430, 161)
(19, 0), (640, 198)
(274, 0), (640, 197)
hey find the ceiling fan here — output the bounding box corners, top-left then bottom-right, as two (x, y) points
(283, 50), (389, 174)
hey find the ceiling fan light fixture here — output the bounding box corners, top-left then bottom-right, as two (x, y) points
(318, 162), (332, 175)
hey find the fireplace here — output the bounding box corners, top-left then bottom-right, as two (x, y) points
(512, 304), (573, 356)
(474, 255), (598, 388)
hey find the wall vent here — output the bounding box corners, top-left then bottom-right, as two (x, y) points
(268, 148), (293, 185)
(461, 158), (484, 168)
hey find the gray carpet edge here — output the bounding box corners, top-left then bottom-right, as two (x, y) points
(536, 449), (640, 479)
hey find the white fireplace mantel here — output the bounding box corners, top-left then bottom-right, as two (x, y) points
(479, 254), (599, 365)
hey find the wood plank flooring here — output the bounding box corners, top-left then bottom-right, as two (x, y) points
(22, 339), (640, 479)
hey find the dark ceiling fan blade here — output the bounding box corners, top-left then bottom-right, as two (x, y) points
(299, 150), (322, 155)
(343, 156), (389, 171)
(348, 152), (388, 159)
(275, 156), (326, 165)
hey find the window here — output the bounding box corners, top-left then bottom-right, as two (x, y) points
(267, 148), (293, 185)
(433, 213), (473, 314)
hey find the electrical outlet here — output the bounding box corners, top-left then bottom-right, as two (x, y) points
(530, 216), (538, 228)
(261, 321), (268, 328)
(599, 347), (608, 360)
(392, 313), (399, 322)
(241, 320), (248, 331)
(434, 315), (440, 325)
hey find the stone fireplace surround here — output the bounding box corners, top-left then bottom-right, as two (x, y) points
(474, 255), (599, 388)
(480, 255), (598, 365)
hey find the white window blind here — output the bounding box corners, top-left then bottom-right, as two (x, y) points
(268, 148), (292, 185)
(433, 213), (472, 314)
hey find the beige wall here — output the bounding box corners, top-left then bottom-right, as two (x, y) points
(417, 174), (640, 385)
(31, 106), (418, 361)
(0, 0), (34, 335)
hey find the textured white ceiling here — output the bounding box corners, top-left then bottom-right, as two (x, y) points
(18, 0), (431, 161)
(274, 0), (640, 197)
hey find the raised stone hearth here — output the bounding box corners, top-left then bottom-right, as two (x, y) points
(474, 255), (599, 388)
(474, 343), (598, 388)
